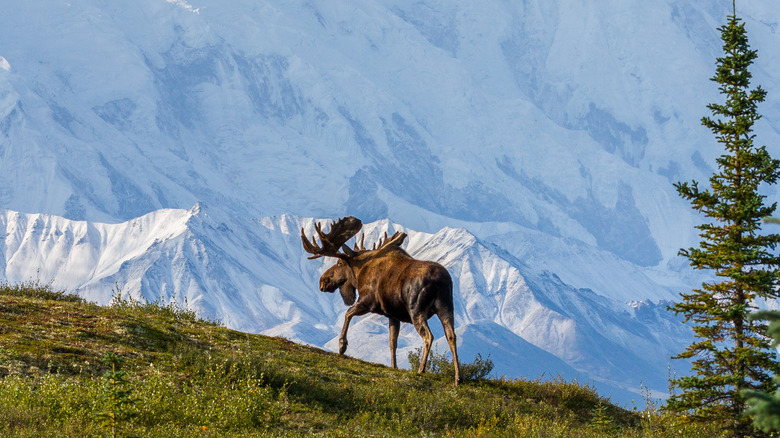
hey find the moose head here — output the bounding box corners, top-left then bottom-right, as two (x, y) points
(301, 216), (364, 306)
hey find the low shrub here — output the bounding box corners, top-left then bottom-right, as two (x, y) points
(407, 347), (494, 382)
(0, 279), (83, 302)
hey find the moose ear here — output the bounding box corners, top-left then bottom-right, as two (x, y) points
(341, 244), (356, 258)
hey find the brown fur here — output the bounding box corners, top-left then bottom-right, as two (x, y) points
(307, 223), (461, 385)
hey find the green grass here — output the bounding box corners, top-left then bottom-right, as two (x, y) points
(0, 281), (724, 437)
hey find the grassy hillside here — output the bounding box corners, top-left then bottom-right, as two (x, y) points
(0, 282), (720, 437)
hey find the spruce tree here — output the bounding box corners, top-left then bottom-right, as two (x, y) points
(667, 7), (780, 437)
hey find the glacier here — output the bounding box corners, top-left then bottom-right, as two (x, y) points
(1, 0), (779, 405)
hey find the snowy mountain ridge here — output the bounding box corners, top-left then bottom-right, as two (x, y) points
(1, 205), (689, 404)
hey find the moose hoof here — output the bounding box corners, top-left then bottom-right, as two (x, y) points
(339, 341), (348, 355)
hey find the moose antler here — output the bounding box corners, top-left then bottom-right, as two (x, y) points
(352, 230), (407, 257)
(301, 216), (362, 259)
(349, 231), (404, 252)
(353, 233), (366, 251)
(376, 231), (406, 250)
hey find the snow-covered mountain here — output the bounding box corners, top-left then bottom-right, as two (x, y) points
(2, 0), (778, 258)
(1, 0), (779, 404)
(0, 206), (689, 404)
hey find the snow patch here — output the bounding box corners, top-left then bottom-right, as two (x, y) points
(166, 0), (199, 14)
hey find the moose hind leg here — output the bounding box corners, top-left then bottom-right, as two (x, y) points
(412, 314), (434, 374)
(439, 311), (462, 384)
(388, 318), (400, 369)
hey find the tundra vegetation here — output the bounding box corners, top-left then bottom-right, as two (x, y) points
(0, 281), (724, 437)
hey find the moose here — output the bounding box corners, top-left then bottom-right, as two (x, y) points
(301, 216), (462, 384)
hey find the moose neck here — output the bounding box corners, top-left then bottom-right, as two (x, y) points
(347, 248), (408, 283)
(341, 256), (363, 285)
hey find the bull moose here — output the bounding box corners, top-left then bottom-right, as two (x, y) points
(301, 216), (462, 384)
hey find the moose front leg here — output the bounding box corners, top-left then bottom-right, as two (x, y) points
(388, 317), (400, 368)
(339, 303), (369, 355)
